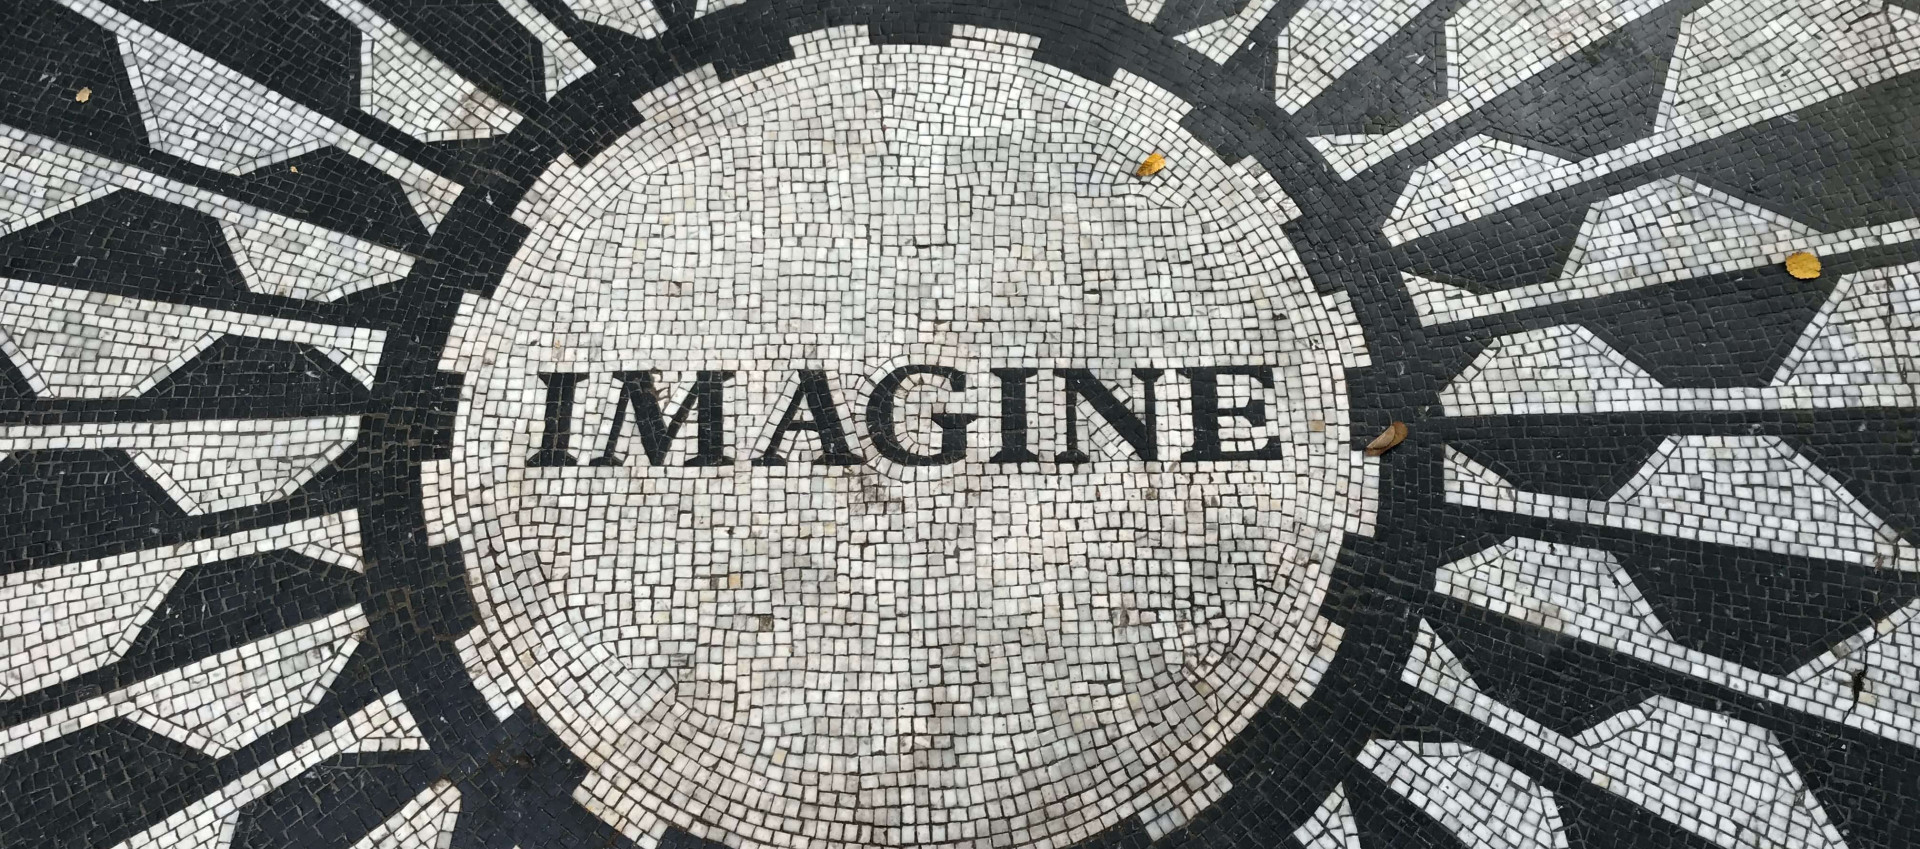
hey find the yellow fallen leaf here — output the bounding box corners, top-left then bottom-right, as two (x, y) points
(1365, 421), (1408, 456)
(75, 87), (91, 103)
(1785, 251), (1821, 280)
(1135, 152), (1166, 178)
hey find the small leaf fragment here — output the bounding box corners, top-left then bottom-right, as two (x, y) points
(1365, 421), (1407, 456)
(1135, 152), (1166, 178)
(74, 87), (91, 103)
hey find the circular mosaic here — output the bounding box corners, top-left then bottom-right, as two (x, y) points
(434, 34), (1369, 848)
(5, 0), (1920, 848)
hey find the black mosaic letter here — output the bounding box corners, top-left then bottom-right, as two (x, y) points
(753, 370), (862, 466)
(1180, 366), (1285, 462)
(1055, 368), (1162, 463)
(592, 370), (733, 467)
(528, 372), (584, 466)
(866, 365), (978, 466)
(989, 368), (1042, 464)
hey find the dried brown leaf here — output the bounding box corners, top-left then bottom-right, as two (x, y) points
(1365, 421), (1408, 456)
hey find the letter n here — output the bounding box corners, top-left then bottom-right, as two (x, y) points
(1055, 368), (1161, 463)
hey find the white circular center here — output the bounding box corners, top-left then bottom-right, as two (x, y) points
(434, 30), (1372, 849)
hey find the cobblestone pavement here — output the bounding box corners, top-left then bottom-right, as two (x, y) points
(1, 0), (1917, 847)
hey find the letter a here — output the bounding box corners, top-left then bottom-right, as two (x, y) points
(753, 371), (861, 466)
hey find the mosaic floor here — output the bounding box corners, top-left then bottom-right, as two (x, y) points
(1, 0), (1917, 847)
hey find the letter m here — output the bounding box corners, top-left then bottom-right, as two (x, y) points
(593, 371), (733, 466)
